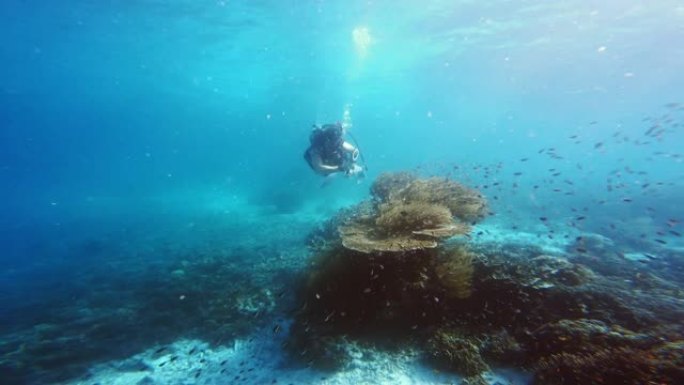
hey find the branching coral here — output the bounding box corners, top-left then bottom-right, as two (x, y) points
(428, 329), (490, 376)
(527, 319), (684, 384)
(534, 345), (684, 384)
(480, 329), (525, 364)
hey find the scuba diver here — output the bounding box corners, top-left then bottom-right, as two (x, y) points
(304, 122), (365, 179)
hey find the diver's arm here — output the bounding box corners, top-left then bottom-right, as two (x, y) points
(341, 141), (360, 161)
(341, 141), (356, 152)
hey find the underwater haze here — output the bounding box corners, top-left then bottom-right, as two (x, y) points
(1, 1), (684, 384)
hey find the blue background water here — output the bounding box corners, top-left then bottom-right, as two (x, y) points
(1, 0), (683, 382)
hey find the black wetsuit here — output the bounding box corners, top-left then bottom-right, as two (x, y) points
(304, 124), (348, 175)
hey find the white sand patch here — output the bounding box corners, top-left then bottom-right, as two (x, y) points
(62, 325), (531, 385)
(470, 223), (575, 254)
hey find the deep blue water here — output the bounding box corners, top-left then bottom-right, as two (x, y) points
(1, 1), (683, 384)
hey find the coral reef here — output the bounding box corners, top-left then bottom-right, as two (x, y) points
(462, 245), (684, 384)
(290, 171), (684, 384)
(286, 330), (353, 371)
(339, 219), (441, 253)
(529, 319), (684, 384)
(480, 329), (525, 364)
(369, 172), (417, 202)
(3, 170), (683, 384)
(0, 221), (309, 385)
(338, 172), (486, 253)
(235, 288), (276, 316)
(393, 177), (488, 223)
(533, 346), (684, 385)
(297, 244), (442, 332)
(290, 173), (486, 372)
(375, 201), (454, 235)
(428, 328), (490, 376)
(434, 246), (475, 299)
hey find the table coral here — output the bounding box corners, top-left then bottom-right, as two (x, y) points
(337, 172), (486, 253)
